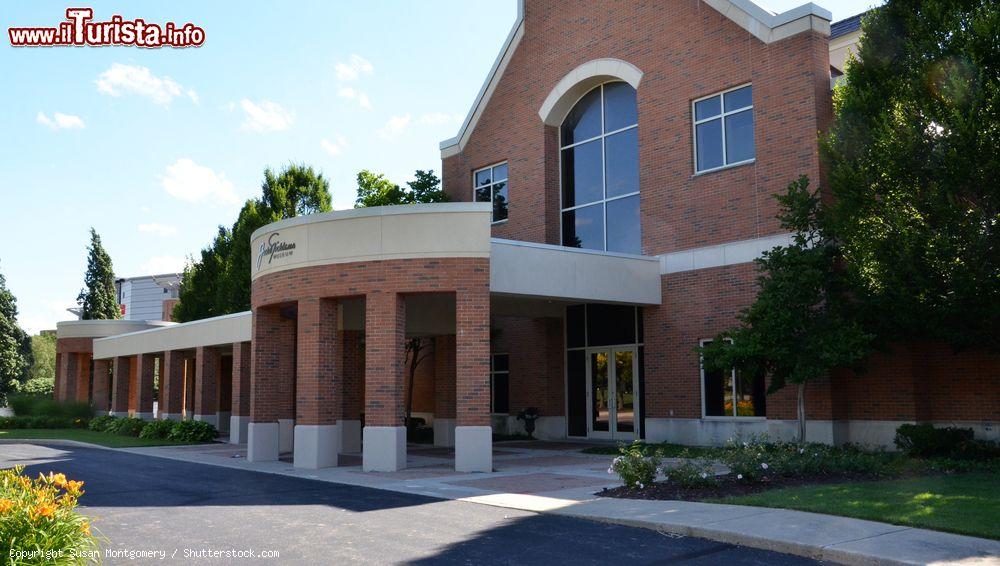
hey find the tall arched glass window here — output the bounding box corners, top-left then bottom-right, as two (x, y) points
(560, 81), (640, 254)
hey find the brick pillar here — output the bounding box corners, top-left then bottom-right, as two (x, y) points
(75, 354), (92, 404)
(92, 359), (110, 413)
(194, 346), (220, 428)
(248, 306), (295, 462)
(229, 341), (251, 443)
(340, 329), (364, 453)
(433, 335), (457, 446)
(160, 351), (184, 420)
(54, 353), (64, 401)
(455, 284), (492, 472)
(61, 353), (79, 404)
(363, 291), (406, 471)
(294, 298), (341, 468)
(136, 354), (156, 420)
(111, 356), (131, 416)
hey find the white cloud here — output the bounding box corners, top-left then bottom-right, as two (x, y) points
(18, 300), (77, 335)
(337, 86), (372, 110)
(138, 222), (178, 237)
(138, 256), (188, 276)
(139, 205), (151, 213)
(36, 111), (85, 130)
(334, 54), (373, 81)
(161, 158), (239, 205)
(320, 135), (348, 156)
(95, 63), (193, 105)
(377, 114), (412, 140)
(239, 99), (293, 132)
(419, 112), (463, 125)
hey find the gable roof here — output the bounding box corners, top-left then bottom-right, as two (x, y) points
(440, 0), (832, 158)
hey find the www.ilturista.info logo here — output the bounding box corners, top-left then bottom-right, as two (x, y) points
(8, 8), (205, 48)
(257, 233), (296, 271)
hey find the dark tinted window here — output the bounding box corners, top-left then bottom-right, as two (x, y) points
(562, 204), (603, 249)
(566, 350), (587, 436)
(566, 305), (586, 348)
(561, 140), (603, 208)
(586, 304), (636, 346)
(603, 81), (638, 133)
(561, 88), (602, 146)
(606, 195), (640, 254)
(604, 128), (639, 198)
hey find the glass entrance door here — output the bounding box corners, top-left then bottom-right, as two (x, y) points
(586, 346), (638, 440)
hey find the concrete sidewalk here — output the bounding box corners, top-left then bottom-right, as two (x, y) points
(10, 438), (999, 566)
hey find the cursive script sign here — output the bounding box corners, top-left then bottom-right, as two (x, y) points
(256, 232), (296, 270)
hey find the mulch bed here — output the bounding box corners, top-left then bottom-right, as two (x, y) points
(597, 472), (890, 501)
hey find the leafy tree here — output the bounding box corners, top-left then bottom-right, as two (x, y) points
(0, 263), (31, 402)
(702, 177), (874, 442)
(824, 0), (1000, 350)
(76, 228), (120, 320)
(174, 164), (332, 322)
(355, 169), (448, 208)
(23, 333), (56, 396)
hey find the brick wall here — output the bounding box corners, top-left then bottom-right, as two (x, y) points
(250, 257), (491, 429)
(442, 0), (830, 257)
(491, 316), (564, 417)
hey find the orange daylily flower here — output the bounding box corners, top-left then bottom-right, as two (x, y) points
(0, 499), (14, 514)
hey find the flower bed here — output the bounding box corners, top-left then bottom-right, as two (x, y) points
(0, 467), (98, 565)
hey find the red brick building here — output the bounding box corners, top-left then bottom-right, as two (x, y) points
(55, 0), (998, 472)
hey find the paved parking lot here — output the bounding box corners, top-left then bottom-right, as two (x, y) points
(1, 442), (821, 565)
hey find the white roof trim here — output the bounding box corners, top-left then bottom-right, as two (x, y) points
(439, 0), (831, 158)
(538, 59), (643, 126)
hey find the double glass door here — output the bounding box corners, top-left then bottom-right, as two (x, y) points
(586, 346), (638, 440)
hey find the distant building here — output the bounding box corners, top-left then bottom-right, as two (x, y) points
(114, 274), (181, 322)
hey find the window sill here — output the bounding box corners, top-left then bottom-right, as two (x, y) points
(701, 416), (767, 421)
(491, 219), (509, 226)
(693, 159), (755, 177)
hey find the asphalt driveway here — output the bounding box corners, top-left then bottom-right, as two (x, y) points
(0, 443), (823, 565)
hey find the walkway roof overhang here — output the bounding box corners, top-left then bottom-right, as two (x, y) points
(92, 312), (251, 360)
(56, 319), (175, 340)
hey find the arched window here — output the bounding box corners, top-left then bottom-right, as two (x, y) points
(560, 82), (639, 254)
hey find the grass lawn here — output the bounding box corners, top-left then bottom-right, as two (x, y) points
(716, 472), (1000, 540)
(0, 428), (208, 448)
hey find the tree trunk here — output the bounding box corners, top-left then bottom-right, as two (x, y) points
(797, 382), (807, 444)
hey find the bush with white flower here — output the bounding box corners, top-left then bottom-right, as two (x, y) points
(662, 459), (718, 488)
(609, 440), (660, 489)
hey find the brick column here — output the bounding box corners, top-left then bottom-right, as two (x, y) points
(363, 291), (406, 471)
(136, 354), (156, 420)
(229, 341), (251, 443)
(76, 354), (92, 404)
(433, 335), (457, 446)
(455, 285), (492, 472)
(92, 359), (110, 413)
(194, 346), (220, 428)
(339, 330), (364, 453)
(54, 353), (64, 401)
(294, 297), (341, 468)
(61, 353), (79, 404)
(160, 351), (184, 420)
(248, 306), (295, 462)
(111, 356), (131, 416)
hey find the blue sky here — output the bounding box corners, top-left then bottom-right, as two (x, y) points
(0, 0), (878, 334)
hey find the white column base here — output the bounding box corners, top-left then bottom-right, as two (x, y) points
(229, 415), (250, 444)
(217, 411), (231, 433)
(278, 418), (294, 453)
(294, 424), (341, 469)
(109, 411), (125, 418)
(193, 413), (219, 428)
(247, 422), (279, 462)
(339, 419), (362, 453)
(159, 412), (181, 421)
(363, 426), (406, 472)
(135, 412), (154, 421)
(433, 418), (456, 447)
(455, 426), (493, 472)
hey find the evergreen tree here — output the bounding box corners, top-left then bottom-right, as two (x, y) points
(0, 261), (31, 402)
(77, 228), (121, 320)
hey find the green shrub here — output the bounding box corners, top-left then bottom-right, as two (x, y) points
(720, 438), (776, 482)
(894, 424), (974, 458)
(167, 420), (217, 443)
(138, 419), (174, 440)
(609, 440), (661, 489)
(87, 415), (116, 432)
(107, 417), (147, 437)
(0, 416), (73, 430)
(7, 394), (94, 421)
(664, 459), (718, 488)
